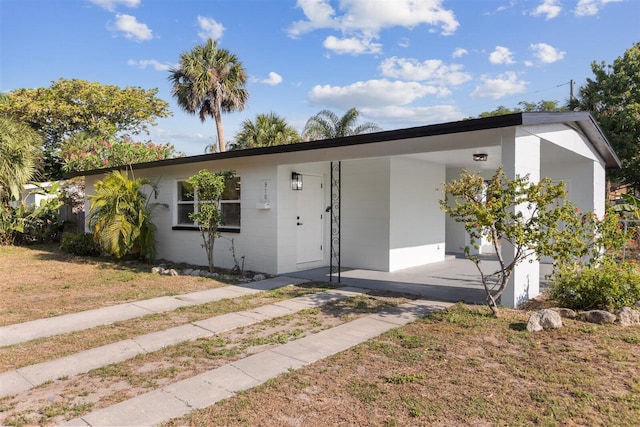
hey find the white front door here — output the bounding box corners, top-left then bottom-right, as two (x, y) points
(296, 174), (324, 264)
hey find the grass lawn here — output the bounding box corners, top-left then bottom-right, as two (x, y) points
(0, 244), (230, 326)
(1, 245), (639, 426)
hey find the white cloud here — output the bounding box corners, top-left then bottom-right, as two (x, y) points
(484, 1), (516, 16)
(127, 59), (176, 71)
(531, 0), (562, 19)
(489, 46), (515, 64)
(197, 16), (225, 41)
(308, 79), (449, 110)
(89, 0), (140, 11)
(452, 48), (468, 58)
(361, 105), (465, 125)
(289, 0), (459, 55)
(112, 14), (152, 41)
(323, 35), (382, 55)
(380, 57), (471, 86)
(470, 72), (527, 99)
(575, 0), (622, 16)
(398, 37), (410, 48)
(261, 72), (283, 86)
(290, 0), (459, 36)
(530, 43), (565, 63)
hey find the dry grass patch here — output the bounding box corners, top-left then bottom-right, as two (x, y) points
(166, 304), (640, 427)
(0, 244), (240, 326)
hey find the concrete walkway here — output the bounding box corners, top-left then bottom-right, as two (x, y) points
(2, 274), (455, 426)
(61, 298), (451, 426)
(0, 286), (367, 398)
(0, 276), (307, 347)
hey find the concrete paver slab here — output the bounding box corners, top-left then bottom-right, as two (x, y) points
(0, 371), (34, 398)
(197, 364), (262, 393)
(0, 304), (151, 347)
(130, 296), (193, 312)
(74, 389), (190, 427)
(247, 304), (297, 319)
(231, 350), (307, 382)
(193, 312), (262, 333)
(16, 340), (142, 386)
(162, 377), (234, 410)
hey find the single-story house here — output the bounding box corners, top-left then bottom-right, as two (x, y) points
(76, 112), (620, 307)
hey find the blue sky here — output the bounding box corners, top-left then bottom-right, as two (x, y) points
(1, 0), (638, 155)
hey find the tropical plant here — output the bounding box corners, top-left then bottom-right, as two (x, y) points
(0, 117), (42, 206)
(60, 133), (180, 173)
(232, 112), (301, 149)
(20, 182), (64, 244)
(611, 193), (640, 220)
(185, 169), (232, 272)
(88, 170), (163, 260)
(0, 182), (64, 245)
(168, 38), (249, 153)
(302, 107), (381, 141)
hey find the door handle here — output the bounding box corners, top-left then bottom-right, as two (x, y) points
(297, 222), (303, 226)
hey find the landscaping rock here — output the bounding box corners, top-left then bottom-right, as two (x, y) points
(253, 274), (266, 281)
(190, 269), (201, 277)
(164, 269), (178, 277)
(551, 307), (577, 319)
(580, 310), (616, 325)
(617, 307), (640, 327)
(151, 267), (164, 274)
(527, 309), (563, 332)
(182, 268), (193, 276)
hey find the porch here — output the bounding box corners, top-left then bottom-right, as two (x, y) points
(289, 254), (554, 306)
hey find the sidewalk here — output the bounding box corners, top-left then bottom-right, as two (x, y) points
(62, 298), (452, 426)
(2, 274), (454, 426)
(0, 276), (307, 347)
(0, 285), (367, 398)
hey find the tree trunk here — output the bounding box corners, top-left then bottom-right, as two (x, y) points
(214, 109), (225, 152)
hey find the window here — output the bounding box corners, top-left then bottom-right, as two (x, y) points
(175, 176), (241, 232)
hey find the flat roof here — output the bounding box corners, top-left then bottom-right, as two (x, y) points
(68, 111), (621, 178)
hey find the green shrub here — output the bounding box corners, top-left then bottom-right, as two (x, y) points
(550, 259), (640, 311)
(60, 232), (102, 257)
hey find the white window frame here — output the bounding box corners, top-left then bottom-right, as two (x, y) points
(174, 177), (241, 232)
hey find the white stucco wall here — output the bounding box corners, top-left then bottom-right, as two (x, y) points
(84, 159), (283, 275)
(389, 157), (445, 271)
(501, 128), (541, 307)
(341, 157), (391, 271)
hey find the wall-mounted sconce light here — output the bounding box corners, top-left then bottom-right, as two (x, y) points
(291, 172), (303, 190)
(473, 153), (488, 162)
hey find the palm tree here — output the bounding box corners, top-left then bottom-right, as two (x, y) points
(0, 117), (42, 207)
(233, 112), (301, 149)
(88, 170), (161, 260)
(302, 107), (382, 141)
(168, 38), (249, 152)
